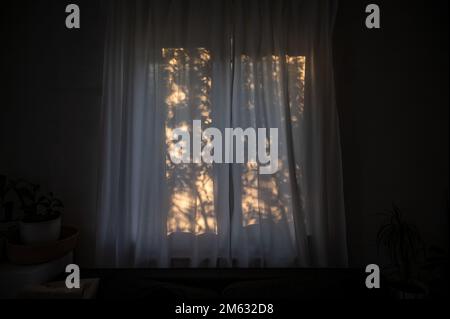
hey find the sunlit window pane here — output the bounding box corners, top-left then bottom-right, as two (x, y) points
(163, 48), (216, 235)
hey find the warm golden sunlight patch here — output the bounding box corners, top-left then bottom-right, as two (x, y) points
(164, 50), (305, 233)
(163, 48), (216, 236)
(239, 54), (305, 227)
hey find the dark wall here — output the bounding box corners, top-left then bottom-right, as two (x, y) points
(334, 0), (449, 266)
(1, 0), (105, 265)
(1, 0), (448, 267)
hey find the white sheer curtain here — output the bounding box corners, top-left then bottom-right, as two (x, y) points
(96, 0), (347, 268)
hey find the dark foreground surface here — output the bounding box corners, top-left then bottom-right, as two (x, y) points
(58, 268), (389, 300)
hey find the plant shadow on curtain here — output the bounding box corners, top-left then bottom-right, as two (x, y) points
(96, 0), (348, 268)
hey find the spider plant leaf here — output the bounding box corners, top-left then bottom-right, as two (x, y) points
(377, 224), (391, 239)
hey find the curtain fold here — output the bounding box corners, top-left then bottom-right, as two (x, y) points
(96, 0), (347, 268)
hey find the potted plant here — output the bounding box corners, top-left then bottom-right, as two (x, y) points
(13, 179), (64, 245)
(377, 203), (427, 299)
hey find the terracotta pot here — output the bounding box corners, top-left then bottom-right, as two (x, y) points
(7, 226), (79, 265)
